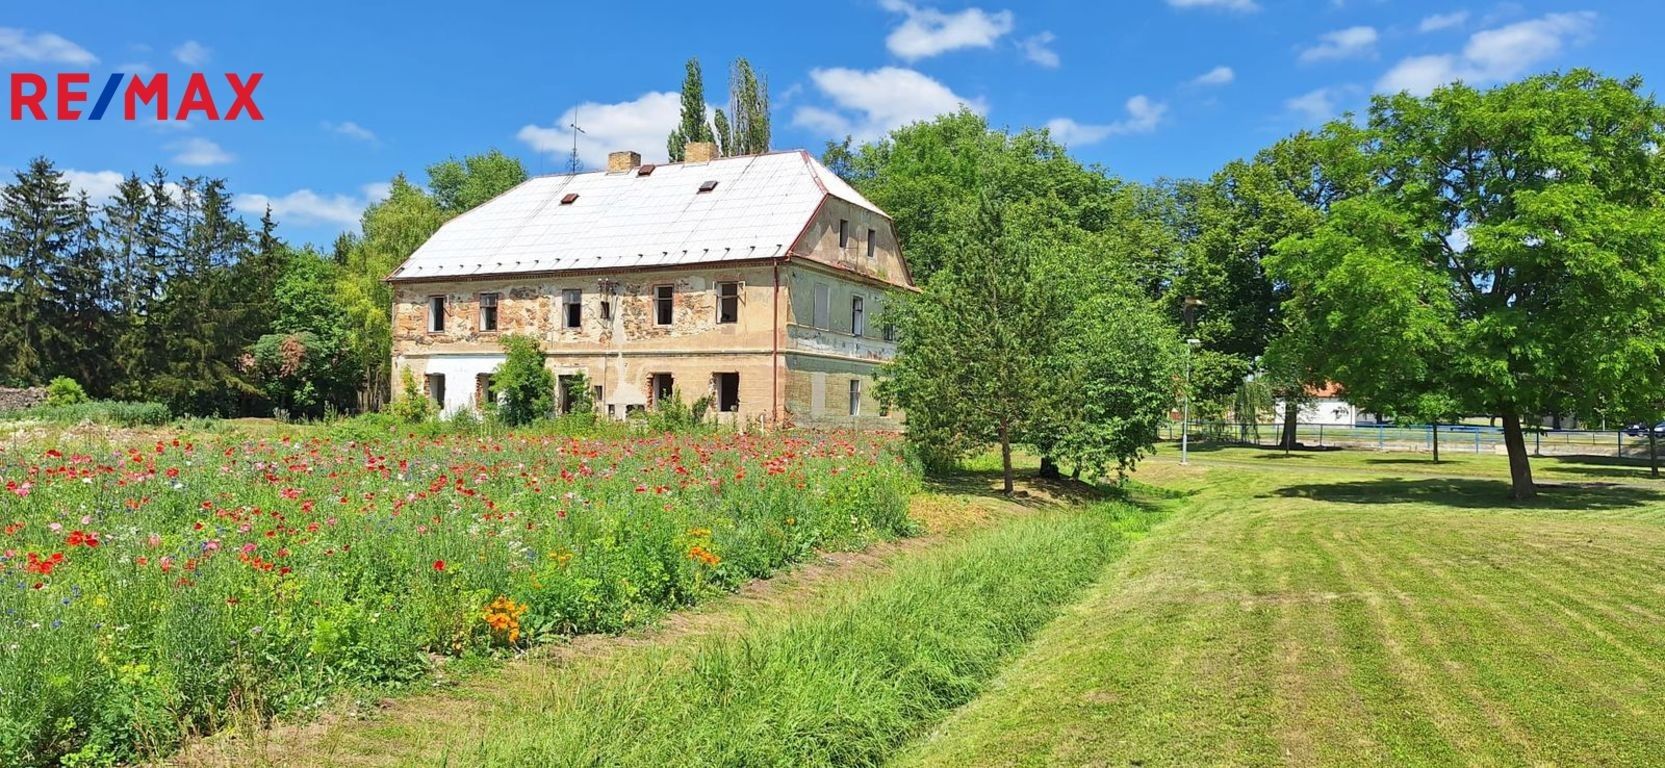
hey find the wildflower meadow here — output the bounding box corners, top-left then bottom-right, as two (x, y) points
(0, 429), (917, 766)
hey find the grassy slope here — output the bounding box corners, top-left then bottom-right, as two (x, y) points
(895, 446), (1665, 767)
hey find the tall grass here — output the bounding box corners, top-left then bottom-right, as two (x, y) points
(463, 502), (1161, 767)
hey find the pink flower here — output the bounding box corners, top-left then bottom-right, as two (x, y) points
(240, 543), (257, 555)
(9, 483), (29, 498)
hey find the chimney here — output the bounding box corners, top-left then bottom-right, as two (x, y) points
(607, 151), (642, 173)
(684, 141), (718, 163)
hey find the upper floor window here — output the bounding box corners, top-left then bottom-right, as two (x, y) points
(562, 289), (582, 329)
(867, 229), (877, 259)
(812, 283), (831, 330)
(655, 285), (675, 325)
(600, 295), (612, 321)
(838, 219), (849, 249)
(716, 281), (740, 324)
(479, 293), (499, 332)
(851, 296), (865, 337)
(427, 296), (446, 333)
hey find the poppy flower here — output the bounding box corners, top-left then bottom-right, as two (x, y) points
(432, 559), (446, 572)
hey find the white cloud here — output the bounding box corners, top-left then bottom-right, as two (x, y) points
(1191, 65), (1235, 86)
(880, 0), (1014, 60)
(324, 120), (377, 142)
(172, 40), (210, 66)
(1044, 95), (1167, 146)
(169, 137), (233, 166)
(0, 28), (97, 65)
(1286, 86), (1347, 123)
(519, 91), (684, 168)
(791, 67), (985, 142)
(1378, 11), (1595, 95)
(1300, 26), (1379, 62)
(234, 182), (388, 229)
(1419, 11), (1469, 32)
(1020, 31), (1060, 68)
(62, 170), (126, 202)
(1166, 0), (1259, 12)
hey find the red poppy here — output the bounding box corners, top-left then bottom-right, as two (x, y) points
(432, 559), (446, 572)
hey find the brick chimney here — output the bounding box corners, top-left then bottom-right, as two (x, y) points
(684, 141), (718, 163)
(607, 150), (642, 173)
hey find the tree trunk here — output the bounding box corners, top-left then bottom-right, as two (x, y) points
(999, 419), (1015, 495)
(1651, 430), (1659, 480)
(1038, 455), (1061, 479)
(1281, 400), (1299, 454)
(1501, 412), (1536, 500)
(1431, 421), (1440, 464)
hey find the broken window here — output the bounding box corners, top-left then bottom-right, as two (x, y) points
(650, 373), (675, 406)
(479, 293), (499, 332)
(562, 289), (582, 329)
(476, 374), (496, 409)
(851, 296), (865, 337)
(599, 296), (612, 321)
(867, 229), (877, 259)
(655, 285), (674, 325)
(558, 374), (582, 414)
(427, 296), (446, 333)
(812, 283), (830, 329)
(715, 372), (740, 413)
(848, 379), (861, 417)
(716, 281), (740, 324)
(425, 373), (446, 406)
(838, 219), (849, 249)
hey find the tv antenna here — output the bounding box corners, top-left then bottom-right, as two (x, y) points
(567, 114), (586, 174)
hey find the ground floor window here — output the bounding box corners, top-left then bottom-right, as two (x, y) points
(650, 373), (675, 406)
(715, 372), (740, 413)
(425, 373), (446, 406)
(849, 379), (861, 417)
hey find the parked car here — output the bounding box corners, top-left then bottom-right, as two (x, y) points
(1625, 422), (1665, 437)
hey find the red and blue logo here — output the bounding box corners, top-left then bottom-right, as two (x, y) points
(8, 72), (263, 121)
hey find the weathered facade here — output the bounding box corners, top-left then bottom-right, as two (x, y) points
(387, 147), (913, 429)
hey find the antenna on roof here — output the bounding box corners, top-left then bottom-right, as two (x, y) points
(567, 113), (586, 175)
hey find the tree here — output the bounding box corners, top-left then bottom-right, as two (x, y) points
(493, 334), (553, 426)
(1270, 71), (1665, 500)
(427, 149), (528, 214)
(248, 250), (357, 418)
(666, 58), (714, 162)
(0, 157), (75, 385)
(726, 58), (770, 155)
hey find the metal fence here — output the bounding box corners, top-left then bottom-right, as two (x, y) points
(1166, 419), (1662, 459)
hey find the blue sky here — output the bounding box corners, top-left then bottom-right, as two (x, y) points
(2, 1), (1658, 246)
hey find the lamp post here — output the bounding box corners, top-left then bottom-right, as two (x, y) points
(1181, 336), (1202, 465)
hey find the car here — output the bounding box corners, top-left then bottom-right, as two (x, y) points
(1627, 421), (1665, 437)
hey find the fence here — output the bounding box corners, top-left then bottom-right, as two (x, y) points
(1165, 419), (1663, 460)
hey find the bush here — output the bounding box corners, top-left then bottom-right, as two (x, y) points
(388, 368), (437, 424)
(496, 335), (554, 426)
(0, 400), (170, 427)
(44, 377), (88, 407)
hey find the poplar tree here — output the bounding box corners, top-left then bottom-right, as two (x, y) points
(666, 58), (714, 161)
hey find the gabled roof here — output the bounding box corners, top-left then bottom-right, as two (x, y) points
(388, 150), (889, 282)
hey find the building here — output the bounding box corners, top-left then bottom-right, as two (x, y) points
(386, 144), (914, 428)
(1272, 382), (1380, 426)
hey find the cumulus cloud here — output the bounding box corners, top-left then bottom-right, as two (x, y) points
(1191, 65), (1235, 86)
(324, 121), (377, 142)
(1300, 26), (1379, 62)
(0, 27), (97, 65)
(170, 137), (233, 166)
(1044, 95), (1167, 146)
(234, 182), (389, 229)
(1378, 11), (1595, 95)
(62, 170), (126, 202)
(172, 40), (210, 66)
(1020, 31), (1060, 68)
(791, 67), (985, 142)
(1419, 11), (1469, 32)
(880, 0), (1014, 60)
(1166, 0), (1259, 12)
(1286, 86), (1351, 123)
(519, 91), (684, 168)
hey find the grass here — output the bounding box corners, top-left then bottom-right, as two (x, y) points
(893, 445), (1665, 767)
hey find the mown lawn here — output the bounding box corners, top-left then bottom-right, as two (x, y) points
(896, 446), (1665, 767)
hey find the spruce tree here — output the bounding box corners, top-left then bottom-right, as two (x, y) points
(0, 157), (76, 385)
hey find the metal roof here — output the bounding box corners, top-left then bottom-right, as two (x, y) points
(388, 150), (888, 282)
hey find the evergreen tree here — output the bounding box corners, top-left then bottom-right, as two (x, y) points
(53, 193), (114, 393)
(666, 58), (714, 161)
(0, 157), (76, 385)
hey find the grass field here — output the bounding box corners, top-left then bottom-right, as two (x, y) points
(897, 445), (1665, 766)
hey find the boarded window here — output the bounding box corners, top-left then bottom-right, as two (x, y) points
(848, 379), (861, 417)
(715, 372), (740, 413)
(655, 285), (674, 325)
(851, 296), (865, 337)
(716, 281), (740, 324)
(812, 283), (830, 329)
(838, 219), (849, 249)
(427, 296), (446, 333)
(479, 293), (499, 332)
(867, 229), (877, 258)
(562, 289), (582, 329)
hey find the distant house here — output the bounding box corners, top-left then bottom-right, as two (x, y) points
(1274, 382), (1379, 426)
(386, 144), (913, 428)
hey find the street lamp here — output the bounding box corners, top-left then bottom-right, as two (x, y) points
(1181, 336), (1202, 465)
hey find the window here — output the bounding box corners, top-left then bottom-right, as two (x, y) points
(851, 296), (865, 337)
(562, 289), (582, 329)
(716, 281), (740, 324)
(600, 296), (612, 321)
(650, 373), (675, 406)
(698, 179), (719, 192)
(867, 229), (877, 259)
(427, 296), (446, 333)
(425, 373), (446, 406)
(883, 323), (897, 342)
(558, 374), (582, 414)
(479, 293), (499, 332)
(655, 285), (674, 325)
(715, 372), (740, 413)
(592, 385), (605, 408)
(476, 374), (496, 409)
(848, 379), (861, 417)
(812, 283), (830, 329)
(838, 219), (849, 249)
(560, 193), (579, 205)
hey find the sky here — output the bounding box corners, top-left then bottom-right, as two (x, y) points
(2, 0), (1659, 246)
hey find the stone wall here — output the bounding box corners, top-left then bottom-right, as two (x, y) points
(0, 387), (48, 411)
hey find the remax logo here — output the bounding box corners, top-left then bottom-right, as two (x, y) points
(7, 73), (263, 121)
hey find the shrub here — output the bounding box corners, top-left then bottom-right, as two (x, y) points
(388, 368), (437, 424)
(496, 335), (554, 426)
(0, 400), (170, 427)
(44, 377), (88, 407)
